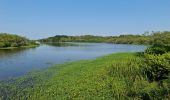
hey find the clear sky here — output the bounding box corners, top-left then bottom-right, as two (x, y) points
(0, 0), (170, 39)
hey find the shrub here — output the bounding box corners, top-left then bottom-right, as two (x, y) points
(145, 44), (170, 55)
(141, 53), (170, 82)
(145, 46), (167, 55)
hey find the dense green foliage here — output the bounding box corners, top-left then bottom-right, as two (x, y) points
(0, 33), (38, 48)
(39, 31), (170, 45)
(142, 33), (170, 83)
(141, 53), (170, 82)
(138, 38), (170, 99)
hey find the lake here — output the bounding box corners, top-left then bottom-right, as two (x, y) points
(0, 43), (147, 80)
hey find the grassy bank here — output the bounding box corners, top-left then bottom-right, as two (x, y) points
(1, 52), (168, 99)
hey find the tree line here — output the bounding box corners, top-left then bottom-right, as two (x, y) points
(39, 31), (170, 45)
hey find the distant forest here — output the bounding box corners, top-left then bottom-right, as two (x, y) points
(39, 31), (170, 45)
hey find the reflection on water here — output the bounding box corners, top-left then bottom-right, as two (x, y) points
(0, 48), (35, 59)
(43, 42), (79, 47)
(0, 42), (147, 80)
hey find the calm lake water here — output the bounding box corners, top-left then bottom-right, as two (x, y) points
(0, 43), (147, 80)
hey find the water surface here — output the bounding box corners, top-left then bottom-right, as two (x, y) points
(0, 43), (146, 80)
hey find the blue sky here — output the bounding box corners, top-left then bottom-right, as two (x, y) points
(0, 0), (170, 39)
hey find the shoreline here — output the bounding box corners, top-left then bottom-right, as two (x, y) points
(0, 45), (39, 50)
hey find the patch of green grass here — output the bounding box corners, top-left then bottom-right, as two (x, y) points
(0, 52), (168, 99)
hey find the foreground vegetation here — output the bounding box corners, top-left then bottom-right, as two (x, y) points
(0, 53), (145, 99)
(0, 49), (169, 99)
(39, 31), (170, 45)
(0, 33), (39, 49)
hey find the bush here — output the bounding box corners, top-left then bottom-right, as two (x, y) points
(145, 46), (167, 55)
(141, 53), (170, 82)
(145, 44), (170, 55)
